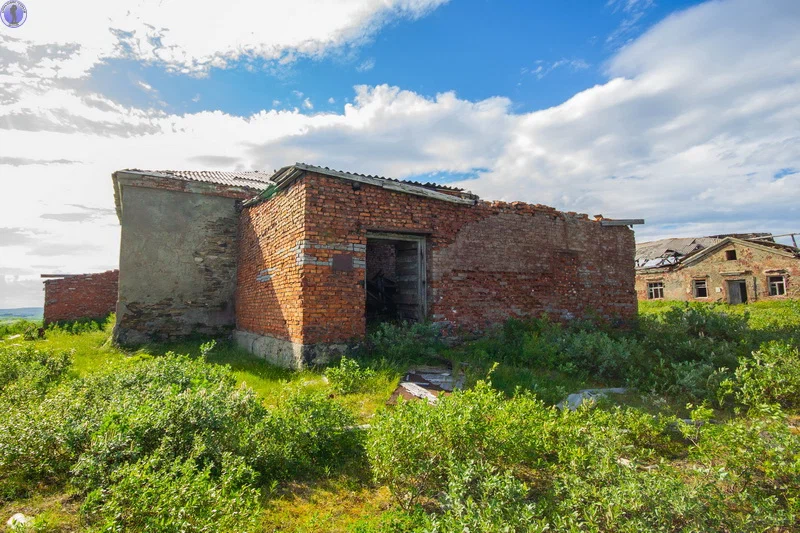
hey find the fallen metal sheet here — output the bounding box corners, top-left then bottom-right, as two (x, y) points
(387, 365), (465, 406)
(400, 382), (439, 404)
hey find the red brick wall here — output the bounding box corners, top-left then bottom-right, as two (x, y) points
(238, 172), (637, 346)
(236, 181), (308, 343)
(43, 270), (119, 324)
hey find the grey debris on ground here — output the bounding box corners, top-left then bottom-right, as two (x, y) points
(557, 387), (628, 411)
(7, 513), (31, 527)
(387, 365), (466, 405)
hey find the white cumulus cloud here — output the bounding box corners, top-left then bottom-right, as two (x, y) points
(0, 0), (450, 78)
(1, 0), (799, 307)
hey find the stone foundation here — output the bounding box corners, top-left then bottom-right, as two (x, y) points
(233, 330), (348, 369)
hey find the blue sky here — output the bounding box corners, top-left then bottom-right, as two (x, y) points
(90, 0), (701, 118)
(1, 0), (799, 306)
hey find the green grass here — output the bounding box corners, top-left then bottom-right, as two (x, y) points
(639, 298), (800, 325)
(13, 326), (401, 424)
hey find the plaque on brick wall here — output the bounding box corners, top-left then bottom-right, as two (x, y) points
(332, 253), (354, 272)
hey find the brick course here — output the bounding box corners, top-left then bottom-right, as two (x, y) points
(43, 270), (119, 324)
(237, 172), (636, 350)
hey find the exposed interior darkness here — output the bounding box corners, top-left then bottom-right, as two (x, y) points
(365, 233), (426, 324)
(727, 279), (748, 304)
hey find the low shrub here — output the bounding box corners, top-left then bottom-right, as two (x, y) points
(364, 321), (444, 364)
(426, 459), (541, 533)
(367, 381), (557, 509)
(69, 354), (266, 491)
(0, 352), (360, 506)
(0, 345), (73, 395)
(83, 445), (262, 532)
(248, 386), (359, 480)
(686, 403), (800, 529)
(46, 317), (105, 335)
(326, 356), (376, 394)
(368, 377), (799, 531)
(731, 341), (800, 409)
(556, 330), (640, 381)
(0, 319), (40, 339)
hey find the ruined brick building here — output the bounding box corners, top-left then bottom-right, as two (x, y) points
(112, 164), (640, 367)
(635, 236), (799, 303)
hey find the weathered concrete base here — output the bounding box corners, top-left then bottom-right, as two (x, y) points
(233, 330), (348, 369)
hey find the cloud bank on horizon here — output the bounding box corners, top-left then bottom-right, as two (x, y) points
(1, 0), (798, 307)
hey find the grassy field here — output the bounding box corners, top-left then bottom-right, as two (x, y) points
(1, 301), (799, 532)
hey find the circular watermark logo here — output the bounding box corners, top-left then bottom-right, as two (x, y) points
(1, 0), (27, 28)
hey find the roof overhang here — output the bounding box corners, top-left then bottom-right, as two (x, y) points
(248, 163), (478, 206)
(112, 170), (268, 223)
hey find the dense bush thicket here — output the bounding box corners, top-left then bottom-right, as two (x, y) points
(439, 302), (799, 404)
(0, 346), (358, 532)
(0, 319), (41, 339)
(367, 381), (800, 532)
(1, 301), (798, 532)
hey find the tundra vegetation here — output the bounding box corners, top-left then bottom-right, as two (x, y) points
(1, 300), (798, 532)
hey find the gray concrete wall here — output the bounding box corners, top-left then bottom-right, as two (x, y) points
(114, 185), (239, 344)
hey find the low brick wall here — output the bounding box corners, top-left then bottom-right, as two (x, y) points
(43, 270), (119, 324)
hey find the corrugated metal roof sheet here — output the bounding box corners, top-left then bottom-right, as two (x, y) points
(293, 163), (472, 195)
(125, 169), (274, 190)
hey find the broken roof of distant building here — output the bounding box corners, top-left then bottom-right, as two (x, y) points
(636, 235), (799, 271)
(635, 237), (723, 264)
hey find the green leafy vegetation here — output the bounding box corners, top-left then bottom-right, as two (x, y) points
(0, 319), (40, 340)
(0, 300), (798, 531)
(326, 357), (377, 395)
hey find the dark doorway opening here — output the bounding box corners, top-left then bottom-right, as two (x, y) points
(365, 233), (426, 324)
(726, 280), (748, 304)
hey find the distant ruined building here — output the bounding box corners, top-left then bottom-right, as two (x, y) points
(635, 235), (799, 303)
(109, 164), (642, 368)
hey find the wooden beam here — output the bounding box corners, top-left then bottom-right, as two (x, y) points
(747, 232), (798, 240)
